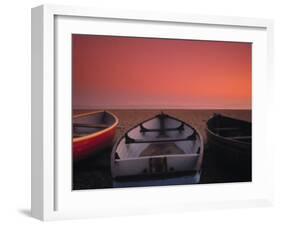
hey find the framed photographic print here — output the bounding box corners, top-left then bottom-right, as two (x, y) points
(31, 4), (274, 220)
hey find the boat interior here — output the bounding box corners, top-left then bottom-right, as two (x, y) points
(115, 114), (202, 160)
(73, 111), (116, 138)
(208, 114), (252, 143)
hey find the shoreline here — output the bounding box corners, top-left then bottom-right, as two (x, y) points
(73, 109), (252, 190)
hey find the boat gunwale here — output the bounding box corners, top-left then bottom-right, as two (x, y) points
(206, 114), (251, 146)
(114, 153), (200, 162)
(73, 110), (119, 143)
(111, 113), (204, 161)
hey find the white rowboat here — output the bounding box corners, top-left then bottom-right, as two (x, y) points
(111, 113), (204, 179)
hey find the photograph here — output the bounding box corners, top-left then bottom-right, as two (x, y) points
(72, 34), (252, 190)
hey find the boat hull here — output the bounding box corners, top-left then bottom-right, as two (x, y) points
(73, 126), (116, 160)
(111, 113), (204, 179)
(113, 171), (201, 188)
(206, 114), (251, 171)
(73, 111), (118, 161)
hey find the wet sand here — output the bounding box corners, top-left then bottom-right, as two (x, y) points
(73, 109), (251, 190)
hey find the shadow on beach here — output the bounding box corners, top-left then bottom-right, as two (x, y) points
(73, 109), (252, 190)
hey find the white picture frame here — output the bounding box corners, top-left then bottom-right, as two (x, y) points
(31, 4), (274, 221)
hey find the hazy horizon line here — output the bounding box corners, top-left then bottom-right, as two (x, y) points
(73, 106), (252, 111)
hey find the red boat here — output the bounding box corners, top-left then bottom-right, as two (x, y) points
(73, 111), (119, 160)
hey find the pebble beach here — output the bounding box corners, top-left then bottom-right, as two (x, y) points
(73, 109), (251, 190)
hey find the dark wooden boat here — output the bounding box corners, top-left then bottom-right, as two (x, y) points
(206, 114), (251, 170)
(111, 113), (204, 180)
(73, 111), (119, 161)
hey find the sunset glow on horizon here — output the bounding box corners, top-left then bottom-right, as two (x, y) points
(72, 35), (251, 109)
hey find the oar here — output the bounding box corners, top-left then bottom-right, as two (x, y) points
(73, 123), (125, 129)
(214, 127), (240, 131)
(73, 123), (108, 129)
(227, 136), (251, 140)
(73, 133), (90, 137)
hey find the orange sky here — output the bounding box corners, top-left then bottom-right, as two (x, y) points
(72, 35), (251, 109)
